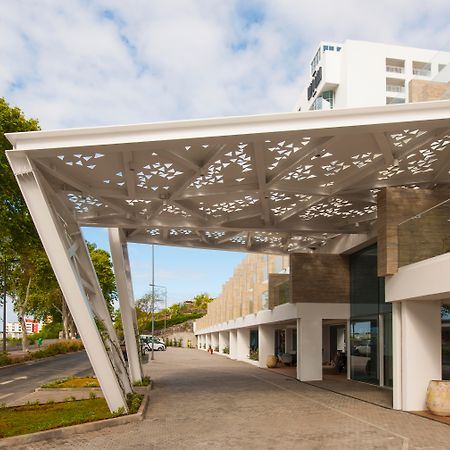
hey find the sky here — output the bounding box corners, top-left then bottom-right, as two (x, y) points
(1, 0), (450, 314)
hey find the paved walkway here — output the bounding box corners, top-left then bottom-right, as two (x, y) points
(29, 348), (450, 450)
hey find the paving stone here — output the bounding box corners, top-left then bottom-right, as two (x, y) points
(27, 348), (450, 450)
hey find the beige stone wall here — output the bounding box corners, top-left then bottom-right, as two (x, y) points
(196, 254), (289, 331)
(290, 253), (350, 303)
(409, 79), (450, 103)
(377, 187), (448, 276)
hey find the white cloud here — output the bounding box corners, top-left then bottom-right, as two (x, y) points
(1, 0), (448, 130)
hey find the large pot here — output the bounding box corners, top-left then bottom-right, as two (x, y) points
(426, 380), (450, 416)
(266, 355), (278, 368)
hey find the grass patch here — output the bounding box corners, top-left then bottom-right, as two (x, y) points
(0, 398), (113, 438)
(42, 376), (99, 389)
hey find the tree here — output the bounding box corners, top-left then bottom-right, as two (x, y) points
(87, 242), (117, 315)
(193, 293), (214, 312)
(1, 98), (41, 350)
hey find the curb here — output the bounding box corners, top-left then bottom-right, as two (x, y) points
(0, 384), (151, 448)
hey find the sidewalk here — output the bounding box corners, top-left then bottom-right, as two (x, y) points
(25, 347), (450, 450)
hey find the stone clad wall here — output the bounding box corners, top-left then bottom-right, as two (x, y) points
(377, 187), (448, 276)
(290, 253), (349, 303)
(409, 79), (450, 103)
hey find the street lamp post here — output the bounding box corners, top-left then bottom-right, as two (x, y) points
(3, 259), (7, 353)
(151, 244), (155, 361)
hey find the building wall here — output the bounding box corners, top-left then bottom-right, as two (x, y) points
(377, 187), (448, 276)
(409, 79), (450, 102)
(196, 254), (289, 331)
(290, 253), (350, 303)
(297, 40), (450, 111)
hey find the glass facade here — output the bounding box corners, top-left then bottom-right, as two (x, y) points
(443, 305), (450, 380)
(349, 245), (392, 386)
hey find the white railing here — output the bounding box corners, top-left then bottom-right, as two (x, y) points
(386, 85), (405, 93)
(413, 68), (431, 76)
(386, 65), (404, 74)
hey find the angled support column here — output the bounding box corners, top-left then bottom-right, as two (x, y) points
(109, 228), (143, 383)
(8, 154), (130, 413)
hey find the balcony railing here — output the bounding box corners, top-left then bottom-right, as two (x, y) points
(273, 280), (291, 307)
(386, 65), (404, 74)
(386, 85), (405, 93)
(398, 198), (450, 268)
(413, 68), (431, 77)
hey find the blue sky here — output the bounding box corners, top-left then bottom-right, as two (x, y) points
(1, 0), (450, 314)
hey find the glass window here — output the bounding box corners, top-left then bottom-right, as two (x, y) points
(350, 318), (379, 384)
(250, 329), (258, 351)
(337, 46), (342, 52)
(443, 305), (450, 380)
(384, 312), (393, 387)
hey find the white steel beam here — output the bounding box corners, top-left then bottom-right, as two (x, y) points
(109, 228), (143, 383)
(8, 154), (129, 413)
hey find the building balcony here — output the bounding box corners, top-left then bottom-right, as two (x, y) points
(386, 85), (405, 93)
(386, 65), (405, 74)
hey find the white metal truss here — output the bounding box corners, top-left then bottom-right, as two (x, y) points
(109, 228), (143, 383)
(7, 152), (132, 413)
(5, 101), (450, 411)
(6, 101), (450, 254)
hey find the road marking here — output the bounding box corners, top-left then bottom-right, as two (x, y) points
(0, 380), (14, 385)
(14, 376), (27, 380)
(0, 393), (12, 400)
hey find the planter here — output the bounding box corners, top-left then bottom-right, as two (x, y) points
(266, 355), (278, 368)
(426, 380), (450, 416)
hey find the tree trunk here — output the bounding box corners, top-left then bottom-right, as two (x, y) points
(61, 297), (70, 340)
(17, 277), (32, 352)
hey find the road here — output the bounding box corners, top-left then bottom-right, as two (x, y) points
(0, 351), (92, 405)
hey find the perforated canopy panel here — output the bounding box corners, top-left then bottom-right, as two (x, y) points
(6, 101), (450, 254)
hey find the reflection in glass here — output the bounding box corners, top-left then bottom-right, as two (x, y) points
(384, 313), (393, 387)
(350, 319), (378, 384)
(443, 305), (450, 380)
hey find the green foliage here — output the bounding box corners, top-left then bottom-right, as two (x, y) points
(0, 353), (12, 367)
(31, 340), (83, 360)
(133, 376), (151, 387)
(249, 349), (259, 361)
(87, 243), (117, 315)
(223, 346), (230, 354)
(126, 393), (143, 414)
(89, 391), (97, 400)
(41, 376), (98, 389)
(0, 398), (115, 438)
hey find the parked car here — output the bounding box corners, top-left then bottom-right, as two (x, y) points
(140, 335), (165, 351)
(143, 341), (166, 352)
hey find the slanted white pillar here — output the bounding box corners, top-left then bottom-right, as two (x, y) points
(298, 317), (322, 381)
(109, 228), (142, 383)
(219, 331), (229, 353)
(258, 324), (275, 368)
(229, 330), (237, 359)
(400, 300), (442, 411)
(9, 158), (128, 412)
(237, 328), (250, 361)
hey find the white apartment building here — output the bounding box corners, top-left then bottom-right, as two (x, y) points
(296, 40), (450, 111)
(6, 320), (43, 338)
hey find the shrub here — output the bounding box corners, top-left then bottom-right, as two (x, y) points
(214, 346), (219, 352)
(178, 339), (183, 348)
(223, 346), (230, 354)
(31, 340), (83, 360)
(0, 353), (12, 367)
